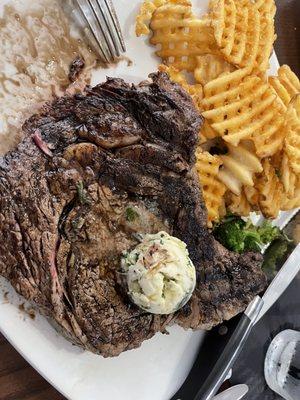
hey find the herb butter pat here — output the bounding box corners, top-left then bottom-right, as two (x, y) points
(121, 232), (196, 314)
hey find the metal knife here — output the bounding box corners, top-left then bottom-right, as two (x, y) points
(171, 210), (300, 400)
(213, 384), (249, 400)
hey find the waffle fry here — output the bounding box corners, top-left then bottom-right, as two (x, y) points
(150, 1), (218, 71)
(158, 64), (203, 107)
(256, 159), (283, 219)
(254, 0), (277, 73)
(210, 0), (256, 68)
(194, 54), (234, 86)
(226, 190), (251, 217)
(218, 142), (263, 195)
(210, 0), (275, 73)
(285, 94), (300, 174)
(278, 65), (300, 100)
(136, 0), (166, 36)
(244, 185), (259, 209)
(281, 185), (300, 211)
(195, 149), (226, 226)
(251, 100), (285, 158)
(202, 73), (285, 156)
(200, 119), (219, 142)
(281, 153), (297, 199)
(269, 65), (300, 109)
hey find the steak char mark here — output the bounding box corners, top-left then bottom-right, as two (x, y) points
(0, 73), (266, 357)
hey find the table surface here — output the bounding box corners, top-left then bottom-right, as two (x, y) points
(0, 1), (299, 400)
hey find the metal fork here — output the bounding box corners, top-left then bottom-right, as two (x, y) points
(72, 0), (126, 63)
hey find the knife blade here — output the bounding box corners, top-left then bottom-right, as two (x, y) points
(213, 384), (249, 400)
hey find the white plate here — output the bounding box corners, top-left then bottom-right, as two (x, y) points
(0, 1), (283, 399)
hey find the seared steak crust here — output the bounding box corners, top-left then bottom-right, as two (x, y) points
(0, 73), (266, 357)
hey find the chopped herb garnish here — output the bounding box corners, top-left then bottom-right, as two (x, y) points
(125, 207), (139, 222)
(76, 181), (91, 205)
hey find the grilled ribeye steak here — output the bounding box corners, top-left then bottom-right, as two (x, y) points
(0, 73), (266, 357)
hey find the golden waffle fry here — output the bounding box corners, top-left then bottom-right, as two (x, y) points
(210, 0), (258, 68)
(281, 185), (300, 211)
(278, 65), (300, 99)
(194, 54), (234, 86)
(285, 94), (300, 174)
(251, 100), (285, 158)
(271, 150), (283, 170)
(256, 159), (283, 219)
(218, 142), (263, 195)
(136, 0), (167, 36)
(210, 0), (275, 73)
(226, 190), (251, 217)
(150, 1), (218, 71)
(200, 119), (219, 142)
(158, 64), (203, 107)
(254, 0), (277, 73)
(281, 153), (297, 199)
(269, 65), (300, 109)
(244, 185), (259, 209)
(195, 149), (226, 226)
(202, 72), (285, 156)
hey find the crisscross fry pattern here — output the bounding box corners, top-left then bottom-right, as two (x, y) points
(269, 65), (300, 109)
(254, 0), (276, 73)
(150, 1), (218, 71)
(256, 159), (283, 219)
(202, 71), (285, 156)
(195, 149), (226, 226)
(210, 0), (276, 73)
(136, 0), (167, 36)
(194, 54), (234, 86)
(281, 153), (297, 199)
(285, 94), (300, 175)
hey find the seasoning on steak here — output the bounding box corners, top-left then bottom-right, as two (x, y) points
(0, 73), (267, 357)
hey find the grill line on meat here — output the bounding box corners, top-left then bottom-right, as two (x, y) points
(0, 73), (266, 357)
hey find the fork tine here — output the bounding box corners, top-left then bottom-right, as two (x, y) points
(75, 0), (111, 63)
(87, 0), (118, 60)
(100, 0), (126, 53)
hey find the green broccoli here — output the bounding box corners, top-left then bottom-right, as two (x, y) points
(262, 239), (290, 277)
(213, 215), (282, 253)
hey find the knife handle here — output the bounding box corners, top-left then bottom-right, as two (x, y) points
(193, 296), (263, 400)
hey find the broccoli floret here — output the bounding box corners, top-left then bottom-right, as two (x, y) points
(213, 216), (282, 253)
(262, 239), (290, 277)
(257, 221), (281, 244)
(214, 216), (247, 253)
